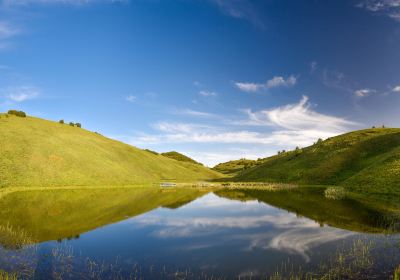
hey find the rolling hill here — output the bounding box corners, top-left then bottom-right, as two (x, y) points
(161, 151), (203, 165)
(213, 158), (261, 176)
(232, 128), (400, 197)
(0, 113), (222, 188)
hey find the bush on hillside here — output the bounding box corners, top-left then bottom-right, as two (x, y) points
(75, 123), (81, 128)
(7, 110), (26, 117)
(59, 120), (64, 124)
(145, 149), (159, 155)
(69, 122), (74, 126)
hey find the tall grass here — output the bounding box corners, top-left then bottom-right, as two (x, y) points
(0, 270), (17, 280)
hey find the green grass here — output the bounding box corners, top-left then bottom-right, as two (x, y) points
(161, 151), (203, 165)
(0, 270), (17, 280)
(212, 158), (262, 176)
(0, 186), (210, 244)
(0, 114), (223, 187)
(232, 128), (400, 197)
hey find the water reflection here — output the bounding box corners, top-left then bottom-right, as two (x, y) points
(0, 187), (399, 279)
(133, 193), (356, 262)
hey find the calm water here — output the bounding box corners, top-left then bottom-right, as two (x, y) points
(0, 187), (399, 279)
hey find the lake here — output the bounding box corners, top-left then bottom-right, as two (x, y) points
(0, 186), (399, 279)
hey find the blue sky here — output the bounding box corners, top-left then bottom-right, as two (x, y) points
(1, 0), (400, 166)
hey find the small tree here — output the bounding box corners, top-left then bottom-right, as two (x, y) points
(372, 126), (375, 129)
(382, 124), (385, 128)
(317, 138), (323, 144)
(59, 119), (64, 124)
(69, 122), (74, 126)
(7, 110), (26, 117)
(75, 123), (81, 128)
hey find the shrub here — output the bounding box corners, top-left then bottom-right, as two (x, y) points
(59, 120), (64, 124)
(75, 123), (81, 128)
(144, 149), (159, 155)
(69, 122), (74, 126)
(7, 110), (26, 117)
(324, 186), (347, 200)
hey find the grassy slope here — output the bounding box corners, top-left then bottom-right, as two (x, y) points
(234, 128), (400, 196)
(0, 187), (209, 244)
(161, 151), (202, 165)
(0, 114), (222, 187)
(213, 159), (259, 176)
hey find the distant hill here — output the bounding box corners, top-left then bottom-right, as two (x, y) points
(213, 158), (261, 176)
(161, 151), (203, 165)
(233, 128), (400, 197)
(0, 113), (222, 187)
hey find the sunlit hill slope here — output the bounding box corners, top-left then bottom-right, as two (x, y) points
(0, 113), (222, 187)
(229, 128), (400, 196)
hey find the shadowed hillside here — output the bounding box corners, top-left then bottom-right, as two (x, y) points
(0, 114), (222, 187)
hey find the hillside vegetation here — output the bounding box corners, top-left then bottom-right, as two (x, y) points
(233, 128), (400, 197)
(161, 151), (203, 165)
(0, 114), (222, 187)
(213, 158), (261, 176)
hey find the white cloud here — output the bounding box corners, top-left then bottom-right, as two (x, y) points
(357, 0), (400, 21)
(241, 95), (357, 133)
(266, 75), (297, 89)
(235, 75), (297, 92)
(126, 95), (136, 103)
(116, 96), (358, 166)
(1, 86), (40, 102)
(174, 109), (217, 118)
(198, 90), (217, 97)
(354, 88), (375, 98)
(392, 85), (400, 92)
(234, 82), (263, 92)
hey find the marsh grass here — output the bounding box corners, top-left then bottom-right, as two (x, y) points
(0, 235), (399, 280)
(324, 186), (347, 200)
(0, 223), (35, 249)
(0, 270), (17, 280)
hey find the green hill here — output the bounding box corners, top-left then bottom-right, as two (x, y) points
(0, 113), (222, 188)
(161, 151), (203, 165)
(233, 128), (400, 197)
(213, 158), (261, 176)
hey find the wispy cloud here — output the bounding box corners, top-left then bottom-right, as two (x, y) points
(1, 86), (40, 102)
(210, 0), (265, 28)
(198, 90), (217, 97)
(0, 21), (20, 39)
(357, 0), (400, 21)
(174, 109), (218, 118)
(310, 61), (318, 73)
(124, 96), (356, 148)
(0, 21), (20, 51)
(239, 95), (357, 132)
(354, 88), (375, 98)
(234, 82), (263, 93)
(126, 95), (136, 103)
(392, 85), (400, 92)
(235, 75), (297, 93)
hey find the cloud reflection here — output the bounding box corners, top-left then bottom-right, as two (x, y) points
(131, 193), (355, 261)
